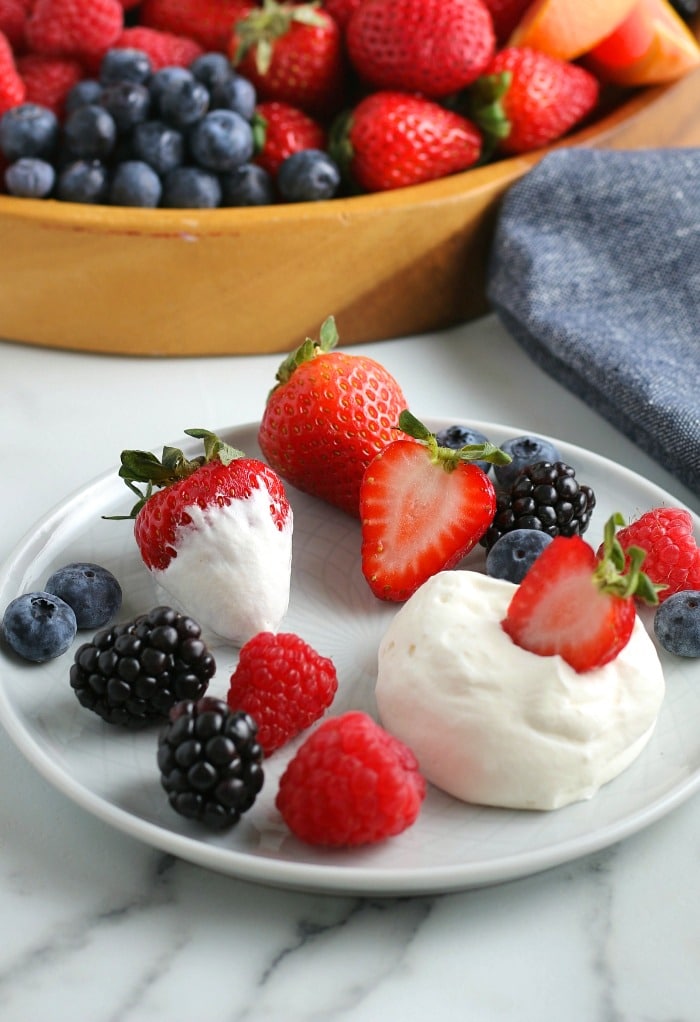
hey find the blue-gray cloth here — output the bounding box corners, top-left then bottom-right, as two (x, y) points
(487, 147), (700, 497)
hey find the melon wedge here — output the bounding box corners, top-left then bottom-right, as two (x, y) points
(585, 0), (700, 85)
(508, 0), (638, 60)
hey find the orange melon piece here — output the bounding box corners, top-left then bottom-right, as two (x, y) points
(585, 0), (700, 85)
(508, 0), (638, 60)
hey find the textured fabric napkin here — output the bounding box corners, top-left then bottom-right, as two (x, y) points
(486, 147), (700, 497)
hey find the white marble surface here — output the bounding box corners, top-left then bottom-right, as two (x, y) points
(1, 315), (699, 1022)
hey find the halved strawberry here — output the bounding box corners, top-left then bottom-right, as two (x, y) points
(360, 411), (509, 602)
(502, 513), (661, 672)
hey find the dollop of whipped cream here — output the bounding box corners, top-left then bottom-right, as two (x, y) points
(152, 484), (293, 645)
(375, 570), (665, 811)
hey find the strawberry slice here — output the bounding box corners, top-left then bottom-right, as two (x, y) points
(360, 411), (509, 602)
(502, 513), (661, 672)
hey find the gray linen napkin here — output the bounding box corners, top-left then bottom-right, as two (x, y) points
(486, 147), (700, 497)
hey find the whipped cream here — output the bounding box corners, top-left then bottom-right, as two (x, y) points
(375, 571), (665, 811)
(152, 484), (293, 645)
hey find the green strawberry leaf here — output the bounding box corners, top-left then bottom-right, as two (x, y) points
(397, 410), (511, 471)
(594, 513), (664, 604)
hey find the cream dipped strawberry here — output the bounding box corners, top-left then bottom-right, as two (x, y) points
(111, 428), (293, 645)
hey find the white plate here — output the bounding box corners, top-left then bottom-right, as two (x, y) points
(1, 420), (699, 896)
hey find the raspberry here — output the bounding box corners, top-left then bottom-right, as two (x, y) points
(0, 0), (28, 50)
(227, 631), (338, 755)
(139, 0), (253, 53)
(0, 30), (26, 116)
(275, 711), (426, 846)
(114, 26), (204, 69)
(25, 0), (124, 65)
(158, 696), (264, 830)
(615, 507), (700, 603)
(17, 54), (84, 117)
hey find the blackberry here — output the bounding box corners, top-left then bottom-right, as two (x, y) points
(482, 461), (596, 550)
(69, 606), (215, 728)
(157, 697), (264, 830)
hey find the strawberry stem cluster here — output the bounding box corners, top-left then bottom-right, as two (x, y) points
(397, 409), (511, 472)
(594, 512), (662, 604)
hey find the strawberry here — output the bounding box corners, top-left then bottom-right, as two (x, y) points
(252, 99), (326, 176)
(360, 411), (507, 601)
(345, 0), (496, 98)
(275, 710), (426, 846)
(470, 45), (600, 155)
(502, 513), (661, 672)
(231, 0), (346, 118)
(481, 0), (532, 42)
(227, 631), (338, 754)
(331, 90), (482, 193)
(110, 428), (293, 645)
(139, 0), (254, 53)
(612, 507), (700, 602)
(0, 29), (25, 115)
(25, 0), (123, 65)
(257, 316), (407, 518)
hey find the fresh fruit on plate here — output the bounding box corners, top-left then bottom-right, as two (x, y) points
(109, 427), (293, 644)
(2, 590), (77, 662)
(275, 710), (426, 846)
(331, 89), (483, 191)
(584, 0), (700, 85)
(507, 0), (638, 60)
(470, 45), (600, 155)
(612, 506), (700, 601)
(654, 590), (700, 657)
(345, 0), (496, 98)
(502, 512), (661, 672)
(359, 410), (509, 601)
(485, 527), (553, 583)
(493, 433), (562, 489)
(227, 631), (338, 754)
(157, 695), (264, 829)
(257, 316), (407, 517)
(69, 605), (216, 726)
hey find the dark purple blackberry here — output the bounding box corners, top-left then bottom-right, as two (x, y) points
(69, 606), (215, 728)
(482, 461), (596, 550)
(157, 697), (264, 830)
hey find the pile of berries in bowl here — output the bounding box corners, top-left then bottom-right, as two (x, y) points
(0, 0), (699, 354)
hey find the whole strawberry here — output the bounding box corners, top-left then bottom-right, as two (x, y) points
(346, 0), (495, 98)
(332, 90), (482, 192)
(231, 0), (346, 118)
(227, 631), (338, 754)
(110, 428), (293, 645)
(470, 45), (600, 155)
(25, 0), (124, 66)
(253, 99), (326, 176)
(275, 710), (426, 846)
(257, 316), (407, 517)
(360, 411), (507, 601)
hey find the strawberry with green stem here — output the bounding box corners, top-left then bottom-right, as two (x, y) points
(502, 513), (662, 672)
(108, 428), (294, 645)
(360, 410), (510, 602)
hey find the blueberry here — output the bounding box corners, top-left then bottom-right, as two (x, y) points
(157, 71), (209, 128)
(56, 159), (109, 203)
(5, 157), (55, 198)
(495, 435), (562, 489)
(62, 104), (117, 160)
(162, 165), (221, 207)
(190, 51), (234, 92)
(0, 103), (59, 161)
(131, 119), (185, 175)
(220, 163), (274, 206)
(109, 160), (162, 207)
(485, 529), (553, 584)
(189, 109), (254, 171)
(2, 592), (77, 662)
(654, 591), (700, 657)
(435, 424), (493, 474)
(149, 66), (192, 107)
(210, 74), (256, 120)
(277, 149), (340, 202)
(44, 562), (122, 629)
(100, 81), (152, 134)
(64, 79), (104, 117)
(99, 47), (153, 86)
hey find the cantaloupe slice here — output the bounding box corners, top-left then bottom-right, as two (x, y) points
(508, 0), (638, 60)
(585, 0), (700, 85)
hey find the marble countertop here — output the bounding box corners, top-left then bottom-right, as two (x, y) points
(1, 315), (698, 1022)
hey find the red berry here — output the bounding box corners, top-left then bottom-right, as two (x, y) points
(227, 631), (338, 755)
(614, 507), (700, 602)
(25, 0), (123, 65)
(275, 711), (426, 846)
(139, 0), (253, 53)
(0, 0), (28, 50)
(114, 25), (204, 69)
(17, 53), (83, 117)
(253, 100), (326, 177)
(0, 29), (25, 115)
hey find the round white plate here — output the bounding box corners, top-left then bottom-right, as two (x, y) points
(1, 420), (699, 896)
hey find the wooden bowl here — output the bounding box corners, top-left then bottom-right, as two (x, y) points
(1, 23), (699, 357)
